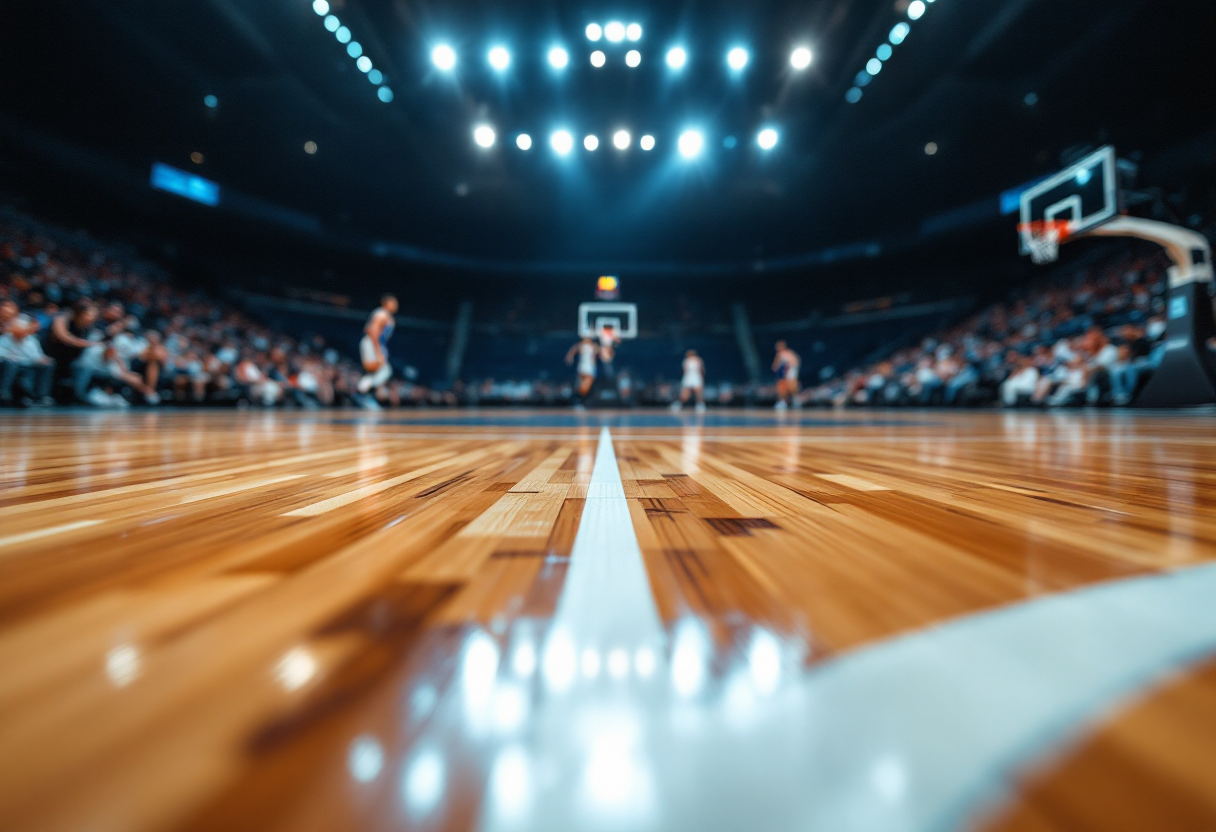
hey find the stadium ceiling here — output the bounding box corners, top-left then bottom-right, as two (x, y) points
(0, 0), (1210, 272)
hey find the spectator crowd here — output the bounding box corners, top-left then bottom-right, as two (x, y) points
(0, 208), (453, 409)
(806, 229), (1215, 409)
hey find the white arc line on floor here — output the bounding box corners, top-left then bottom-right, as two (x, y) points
(0, 520), (104, 551)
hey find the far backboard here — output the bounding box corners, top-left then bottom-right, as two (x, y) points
(578, 302), (638, 339)
(1019, 145), (1119, 254)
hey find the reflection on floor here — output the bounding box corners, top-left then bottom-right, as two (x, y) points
(0, 409), (1214, 831)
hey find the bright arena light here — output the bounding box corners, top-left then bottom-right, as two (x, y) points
(604, 21), (625, 43)
(368, 68), (383, 84)
(356, 55), (372, 72)
(877, 43), (892, 61)
(473, 124), (496, 148)
(590, 50), (606, 68)
(908, 0), (926, 19)
(347, 41), (362, 58)
(790, 46), (812, 70)
(625, 49), (641, 68)
(586, 23), (603, 42)
(613, 130), (631, 149)
(678, 129), (704, 159)
(548, 46), (569, 69)
(866, 57), (883, 75)
(727, 47), (749, 71)
(377, 86), (393, 102)
(516, 133), (532, 150)
(323, 15), (340, 32)
(757, 128), (778, 150)
(312, 0), (329, 15)
(666, 46), (687, 69)
(431, 44), (456, 71)
(488, 46), (511, 71)
(551, 130), (574, 155)
(626, 23), (642, 41)
(335, 26), (351, 44)
(890, 22), (910, 44)
(584, 134), (599, 151)
(640, 134), (655, 151)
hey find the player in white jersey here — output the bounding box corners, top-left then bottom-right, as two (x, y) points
(565, 336), (599, 407)
(357, 294), (397, 408)
(671, 349), (706, 412)
(772, 340), (802, 409)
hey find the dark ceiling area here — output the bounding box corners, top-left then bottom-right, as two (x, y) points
(0, 0), (1212, 291)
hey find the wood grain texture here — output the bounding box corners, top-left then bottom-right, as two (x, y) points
(0, 409), (1213, 831)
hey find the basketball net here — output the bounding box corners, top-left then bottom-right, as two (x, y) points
(1018, 220), (1070, 265)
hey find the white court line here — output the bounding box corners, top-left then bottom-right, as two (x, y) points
(0, 520), (104, 551)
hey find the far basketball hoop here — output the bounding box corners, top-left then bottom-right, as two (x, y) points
(578, 302), (638, 340)
(1018, 145), (1119, 264)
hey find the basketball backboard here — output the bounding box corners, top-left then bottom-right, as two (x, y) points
(1019, 146), (1119, 260)
(578, 302), (638, 339)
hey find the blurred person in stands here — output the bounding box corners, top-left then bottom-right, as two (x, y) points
(772, 340), (801, 410)
(0, 299), (55, 406)
(671, 349), (706, 412)
(45, 299), (100, 402)
(357, 294), (397, 409)
(1000, 352), (1039, 407)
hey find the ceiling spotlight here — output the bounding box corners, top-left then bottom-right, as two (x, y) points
(727, 47), (749, 71)
(876, 43), (892, 61)
(304, 140), (318, 154)
(890, 22), (910, 44)
(925, 141), (938, 155)
(551, 130), (574, 155)
(626, 23), (642, 41)
(908, 0), (926, 19)
(605, 21), (625, 43)
(757, 128), (778, 150)
(431, 44), (456, 71)
(377, 86), (393, 102)
(640, 134), (655, 151)
(474, 125), (496, 148)
(584, 134), (599, 151)
(790, 46), (812, 70)
(335, 26), (351, 44)
(678, 129), (704, 159)
(346, 41), (362, 58)
(613, 130), (631, 149)
(323, 15), (340, 32)
(866, 58), (883, 75)
(488, 46), (510, 71)
(203, 94), (218, 108)
(367, 68), (383, 84)
(590, 50), (606, 68)
(548, 46), (569, 69)
(190, 151), (204, 165)
(516, 133), (532, 150)
(845, 87), (863, 103)
(312, 0), (329, 15)
(666, 47), (687, 70)
(625, 49), (641, 67)
(356, 55), (372, 72)
(586, 23), (603, 42)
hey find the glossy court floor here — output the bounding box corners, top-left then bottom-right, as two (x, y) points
(1, 408), (1215, 832)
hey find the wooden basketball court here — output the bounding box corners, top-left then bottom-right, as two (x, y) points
(1, 409), (1214, 831)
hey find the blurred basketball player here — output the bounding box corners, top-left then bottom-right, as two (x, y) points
(357, 294), (397, 405)
(671, 349), (706, 412)
(566, 335), (598, 408)
(773, 340), (801, 409)
(597, 323), (620, 381)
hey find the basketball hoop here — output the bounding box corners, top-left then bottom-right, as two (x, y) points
(1018, 220), (1070, 265)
